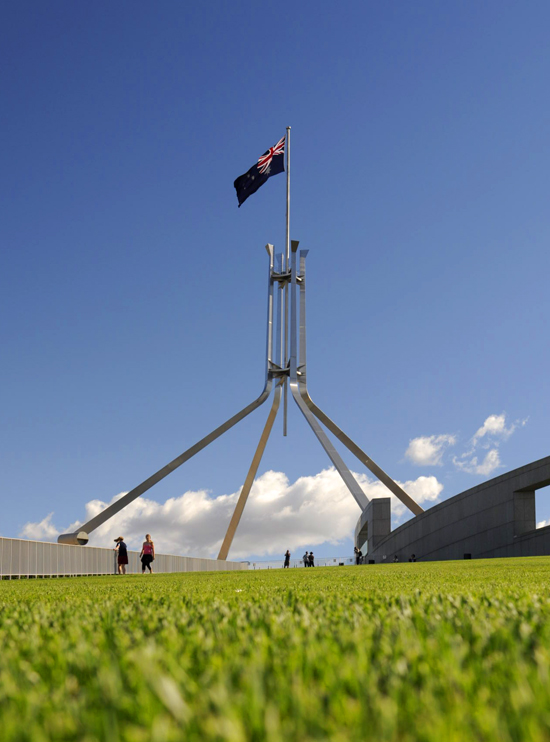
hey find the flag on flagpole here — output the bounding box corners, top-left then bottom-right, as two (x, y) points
(234, 136), (285, 207)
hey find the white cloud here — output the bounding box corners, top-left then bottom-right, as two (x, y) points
(475, 449), (502, 475)
(376, 474), (443, 521)
(537, 520), (549, 529)
(472, 413), (515, 447)
(401, 475), (443, 505)
(453, 448), (501, 476)
(18, 468), (443, 559)
(449, 413), (527, 477)
(19, 513), (60, 541)
(405, 434), (456, 466)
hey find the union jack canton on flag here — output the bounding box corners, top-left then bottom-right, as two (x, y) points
(234, 136), (285, 207)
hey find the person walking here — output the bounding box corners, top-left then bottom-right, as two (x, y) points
(283, 549), (291, 568)
(308, 552), (315, 567)
(114, 537), (128, 575)
(303, 552), (309, 568)
(140, 534), (155, 574)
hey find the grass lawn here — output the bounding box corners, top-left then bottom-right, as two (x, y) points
(2, 557), (550, 741)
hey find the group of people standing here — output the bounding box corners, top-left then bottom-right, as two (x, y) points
(283, 550), (315, 568)
(113, 534), (155, 574)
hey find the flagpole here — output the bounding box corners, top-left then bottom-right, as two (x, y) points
(283, 125), (291, 436)
(286, 126), (291, 271)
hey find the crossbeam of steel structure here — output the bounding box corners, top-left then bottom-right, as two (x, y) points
(58, 240), (422, 553)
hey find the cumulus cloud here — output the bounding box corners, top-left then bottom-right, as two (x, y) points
(537, 520), (549, 529)
(19, 513), (60, 541)
(364, 474), (443, 521)
(18, 468), (443, 559)
(405, 434), (456, 466)
(452, 413), (527, 477)
(407, 413), (527, 479)
(472, 414), (516, 447)
(476, 449), (502, 475)
(453, 448), (501, 476)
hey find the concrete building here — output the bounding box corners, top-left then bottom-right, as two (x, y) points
(355, 455), (550, 562)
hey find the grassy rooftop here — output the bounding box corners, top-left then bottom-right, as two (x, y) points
(2, 558), (550, 741)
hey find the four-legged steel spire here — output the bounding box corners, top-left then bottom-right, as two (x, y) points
(58, 242), (422, 554)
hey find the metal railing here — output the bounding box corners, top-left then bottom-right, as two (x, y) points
(0, 537), (247, 578)
(248, 556), (359, 569)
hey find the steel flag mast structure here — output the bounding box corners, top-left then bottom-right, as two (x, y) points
(58, 127), (423, 555)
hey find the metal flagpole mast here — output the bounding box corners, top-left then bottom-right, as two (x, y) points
(285, 127), (291, 271)
(283, 125), (291, 436)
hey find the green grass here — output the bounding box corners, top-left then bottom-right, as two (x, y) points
(2, 558), (550, 741)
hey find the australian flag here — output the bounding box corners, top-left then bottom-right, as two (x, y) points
(234, 136), (285, 207)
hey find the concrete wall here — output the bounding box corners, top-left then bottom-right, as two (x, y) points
(356, 455), (550, 562)
(355, 497), (391, 551)
(0, 537), (247, 578)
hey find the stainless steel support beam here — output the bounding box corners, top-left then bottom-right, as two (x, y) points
(58, 244), (278, 545)
(288, 242), (369, 512)
(295, 249), (423, 516)
(217, 381), (283, 560)
(302, 393), (423, 515)
(66, 380), (275, 543)
(57, 531), (89, 546)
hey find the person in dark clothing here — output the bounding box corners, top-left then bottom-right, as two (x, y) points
(303, 552), (308, 567)
(354, 546), (360, 565)
(408, 554), (416, 562)
(284, 550), (291, 568)
(357, 549), (363, 565)
(308, 552), (315, 567)
(114, 537), (128, 574)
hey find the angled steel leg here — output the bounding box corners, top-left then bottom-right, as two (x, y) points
(288, 242), (368, 511)
(217, 381), (283, 560)
(58, 245), (279, 546)
(218, 260), (286, 560)
(295, 249), (423, 516)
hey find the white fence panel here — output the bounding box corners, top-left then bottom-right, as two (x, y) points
(0, 537), (247, 578)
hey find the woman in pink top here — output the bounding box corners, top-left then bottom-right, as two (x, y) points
(140, 534), (155, 574)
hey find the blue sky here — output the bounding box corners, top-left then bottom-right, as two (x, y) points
(2, 1), (550, 560)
